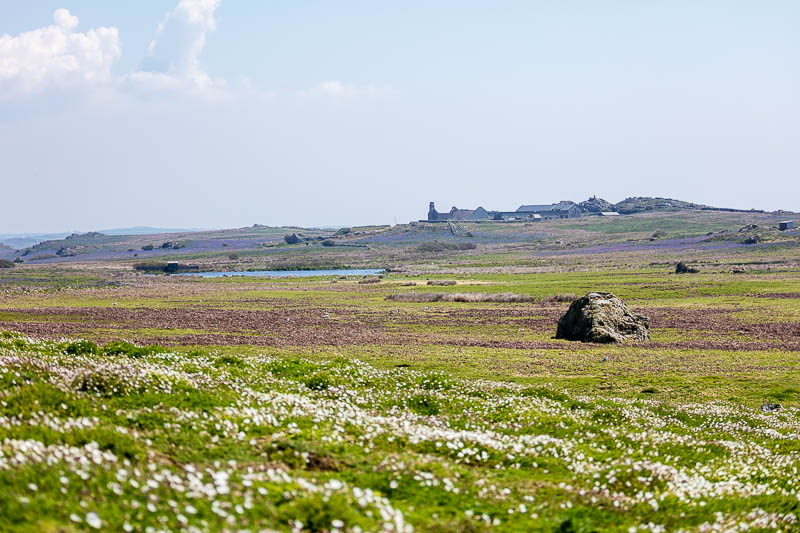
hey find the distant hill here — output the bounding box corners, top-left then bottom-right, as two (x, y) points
(96, 226), (210, 236)
(0, 244), (17, 261)
(578, 196), (766, 215)
(612, 197), (707, 214)
(0, 227), (207, 249)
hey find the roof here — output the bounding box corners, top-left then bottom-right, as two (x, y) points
(517, 204), (553, 213)
(599, 211), (620, 216)
(516, 201), (577, 213)
(447, 207), (488, 221)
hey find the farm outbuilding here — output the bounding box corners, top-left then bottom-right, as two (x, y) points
(515, 201), (582, 219)
(488, 201), (582, 221)
(778, 221), (794, 231)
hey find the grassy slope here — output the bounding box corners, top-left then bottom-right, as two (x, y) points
(1, 210), (800, 531)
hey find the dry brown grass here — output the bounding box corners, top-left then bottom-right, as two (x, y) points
(542, 293), (577, 304)
(386, 292), (534, 303)
(427, 280), (457, 286)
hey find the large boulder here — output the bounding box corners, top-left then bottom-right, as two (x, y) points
(556, 292), (650, 343)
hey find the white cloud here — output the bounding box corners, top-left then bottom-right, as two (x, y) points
(0, 9), (121, 97)
(0, 3), (388, 106)
(139, 0), (222, 88)
(305, 80), (392, 101)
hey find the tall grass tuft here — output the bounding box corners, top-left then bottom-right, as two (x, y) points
(386, 292), (534, 303)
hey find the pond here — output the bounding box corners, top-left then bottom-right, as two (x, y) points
(178, 269), (385, 278)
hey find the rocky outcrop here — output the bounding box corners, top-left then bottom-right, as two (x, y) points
(556, 292), (650, 343)
(578, 196), (615, 213)
(675, 262), (699, 274)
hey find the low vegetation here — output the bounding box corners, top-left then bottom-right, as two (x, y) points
(386, 292), (536, 303)
(0, 332), (797, 532)
(415, 241), (477, 253)
(132, 262), (200, 273)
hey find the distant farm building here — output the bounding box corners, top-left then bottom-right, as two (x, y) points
(489, 201), (582, 221)
(426, 200), (582, 222)
(778, 221), (794, 231)
(427, 203), (489, 222)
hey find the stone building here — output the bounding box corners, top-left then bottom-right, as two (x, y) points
(427, 202), (489, 222)
(489, 201), (582, 220)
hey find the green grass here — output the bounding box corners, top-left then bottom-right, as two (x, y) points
(0, 334), (798, 531)
(1, 212), (800, 531)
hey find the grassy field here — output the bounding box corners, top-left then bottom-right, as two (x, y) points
(0, 212), (799, 531)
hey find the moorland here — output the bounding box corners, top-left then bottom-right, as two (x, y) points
(1, 207), (799, 532)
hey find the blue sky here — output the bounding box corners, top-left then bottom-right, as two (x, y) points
(1, 1), (798, 233)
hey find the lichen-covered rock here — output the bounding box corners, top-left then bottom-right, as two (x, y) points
(556, 292), (650, 343)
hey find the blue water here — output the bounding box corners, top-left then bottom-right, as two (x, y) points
(179, 268), (385, 278)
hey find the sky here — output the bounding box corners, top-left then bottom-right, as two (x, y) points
(1, 1), (798, 233)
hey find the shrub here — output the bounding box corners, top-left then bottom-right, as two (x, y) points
(358, 277), (381, 284)
(228, 254), (239, 260)
(675, 262), (699, 274)
(0, 259), (14, 268)
(133, 262), (168, 272)
(63, 339), (99, 355)
(72, 428), (143, 460)
(284, 233), (301, 245)
(427, 280), (457, 286)
(102, 341), (163, 358)
(13, 257), (23, 264)
(141, 244), (154, 251)
(267, 358), (317, 378)
(72, 370), (129, 397)
(407, 394), (441, 416)
(277, 493), (362, 533)
(321, 240), (336, 247)
(133, 262), (198, 273)
(418, 373), (451, 391)
(520, 386), (570, 402)
(415, 241), (477, 253)
(305, 372), (334, 391)
(214, 355), (246, 368)
(101, 341), (138, 356)
(334, 227), (352, 236)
